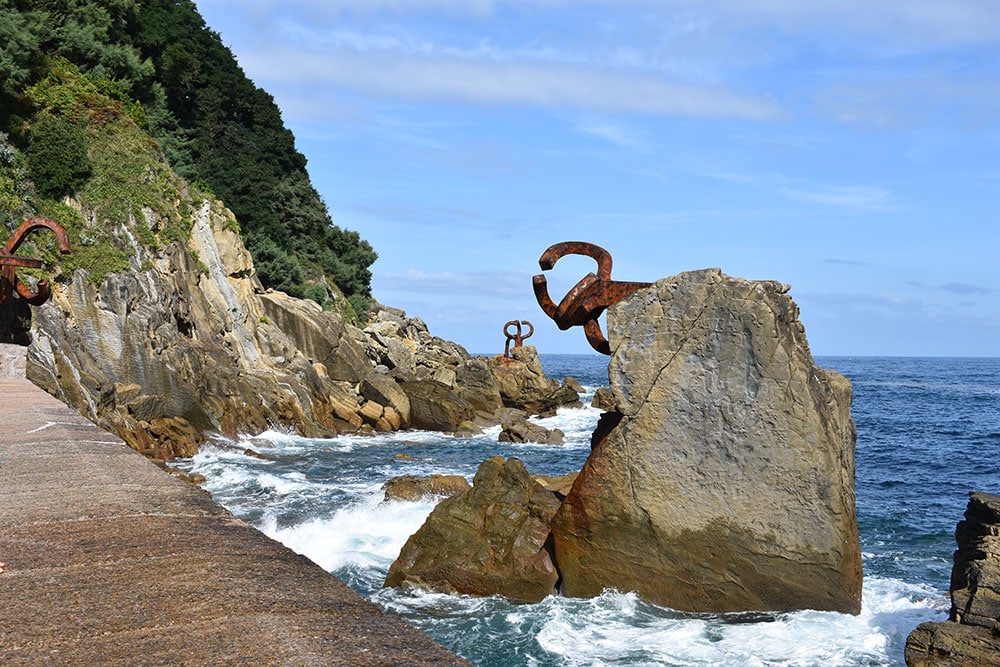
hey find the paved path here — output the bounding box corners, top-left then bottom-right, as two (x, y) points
(0, 378), (468, 666)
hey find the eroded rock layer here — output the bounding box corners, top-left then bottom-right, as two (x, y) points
(905, 491), (1000, 666)
(551, 268), (862, 614)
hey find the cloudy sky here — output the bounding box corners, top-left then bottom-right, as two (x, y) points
(195, 0), (999, 357)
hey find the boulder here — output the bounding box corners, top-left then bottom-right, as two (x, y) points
(905, 491), (1000, 665)
(498, 410), (565, 445)
(591, 387), (615, 412)
(384, 456), (561, 602)
(382, 474), (471, 502)
(532, 472), (578, 498)
(360, 371), (412, 428)
(551, 268), (862, 614)
(488, 346), (580, 415)
(400, 380), (477, 432)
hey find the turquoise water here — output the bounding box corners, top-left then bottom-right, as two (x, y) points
(175, 355), (1000, 665)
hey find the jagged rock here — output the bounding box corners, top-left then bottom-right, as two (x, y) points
(28, 200), (360, 457)
(591, 387), (615, 411)
(384, 457), (561, 602)
(488, 346), (580, 415)
(551, 268), (862, 614)
(536, 382), (583, 417)
(260, 291), (371, 383)
(382, 474), (471, 502)
(905, 491), (1000, 665)
(400, 380), (477, 432)
(498, 410), (565, 445)
(360, 371), (412, 428)
(532, 472), (578, 498)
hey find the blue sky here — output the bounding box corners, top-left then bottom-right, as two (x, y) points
(195, 0), (999, 357)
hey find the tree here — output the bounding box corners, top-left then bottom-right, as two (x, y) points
(26, 114), (91, 196)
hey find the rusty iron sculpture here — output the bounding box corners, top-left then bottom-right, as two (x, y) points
(0, 218), (70, 306)
(503, 319), (534, 358)
(533, 241), (651, 355)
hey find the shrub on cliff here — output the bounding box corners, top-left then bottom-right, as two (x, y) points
(0, 0), (376, 316)
(26, 115), (92, 197)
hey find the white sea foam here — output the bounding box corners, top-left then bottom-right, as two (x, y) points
(169, 357), (960, 666)
(257, 493), (435, 574)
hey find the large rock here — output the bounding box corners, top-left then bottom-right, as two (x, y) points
(400, 380), (477, 432)
(28, 200), (364, 457)
(551, 268), (862, 614)
(382, 474), (471, 502)
(384, 456), (561, 602)
(498, 409), (565, 445)
(488, 346), (580, 416)
(905, 491), (1000, 665)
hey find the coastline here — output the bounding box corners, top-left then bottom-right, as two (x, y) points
(0, 376), (468, 666)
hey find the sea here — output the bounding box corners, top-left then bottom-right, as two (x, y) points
(173, 355), (1000, 666)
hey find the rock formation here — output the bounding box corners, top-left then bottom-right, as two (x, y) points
(385, 268), (862, 615)
(497, 408), (565, 445)
(384, 456), (561, 602)
(487, 345), (581, 416)
(25, 197), (568, 458)
(382, 474), (471, 502)
(551, 268), (861, 614)
(906, 491), (1000, 665)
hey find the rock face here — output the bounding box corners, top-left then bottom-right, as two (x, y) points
(384, 456), (561, 602)
(488, 346), (581, 416)
(28, 201), (355, 458)
(382, 474), (471, 502)
(26, 197), (568, 458)
(551, 268), (862, 614)
(905, 491), (1000, 665)
(497, 409), (565, 445)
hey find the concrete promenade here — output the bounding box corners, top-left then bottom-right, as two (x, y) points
(0, 377), (469, 666)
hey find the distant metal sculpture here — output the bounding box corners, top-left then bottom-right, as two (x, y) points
(532, 241), (651, 355)
(503, 320), (534, 358)
(0, 218), (70, 306)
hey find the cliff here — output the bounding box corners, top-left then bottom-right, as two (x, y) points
(906, 491), (1000, 665)
(385, 269), (862, 614)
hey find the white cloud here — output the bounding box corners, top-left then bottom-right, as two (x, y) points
(576, 122), (644, 150)
(241, 51), (783, 120)
(780, 185), (897, 211)
(376, 269), (533, 297)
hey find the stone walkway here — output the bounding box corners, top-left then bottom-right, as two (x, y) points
(0, 378), (468, 666)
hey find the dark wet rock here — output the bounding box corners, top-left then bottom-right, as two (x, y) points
(384, 456), (561, 602)
(382, 474), (471, 502)
(905, 491), (1000, 665)
(591, 387), (615, 411)
(498, 410), (565, 445)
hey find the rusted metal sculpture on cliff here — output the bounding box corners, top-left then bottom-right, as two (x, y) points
(503, 319), (533, 358)
(533, 241), (651, 355)
(0, 218), (71, 306)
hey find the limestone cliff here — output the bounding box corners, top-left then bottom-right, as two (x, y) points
(27, 199), (365, 458)
(24, 198), (576, 458)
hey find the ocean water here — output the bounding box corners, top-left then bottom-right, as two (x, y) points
(174, 355), (1000, 666)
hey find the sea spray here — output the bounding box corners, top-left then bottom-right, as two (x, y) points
(173, 355), (998, 666)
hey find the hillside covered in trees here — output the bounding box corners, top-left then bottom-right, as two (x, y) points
(0, 0), (376, 316)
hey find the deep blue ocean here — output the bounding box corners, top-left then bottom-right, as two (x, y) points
(175, 355), (1000, 666)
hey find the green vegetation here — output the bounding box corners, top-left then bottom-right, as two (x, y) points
(0, 0), (376, 316)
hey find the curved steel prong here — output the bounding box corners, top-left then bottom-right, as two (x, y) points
(533, 241), (651, 355)
(0, 217), (70, 306)
(583, 318), (611, 355)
